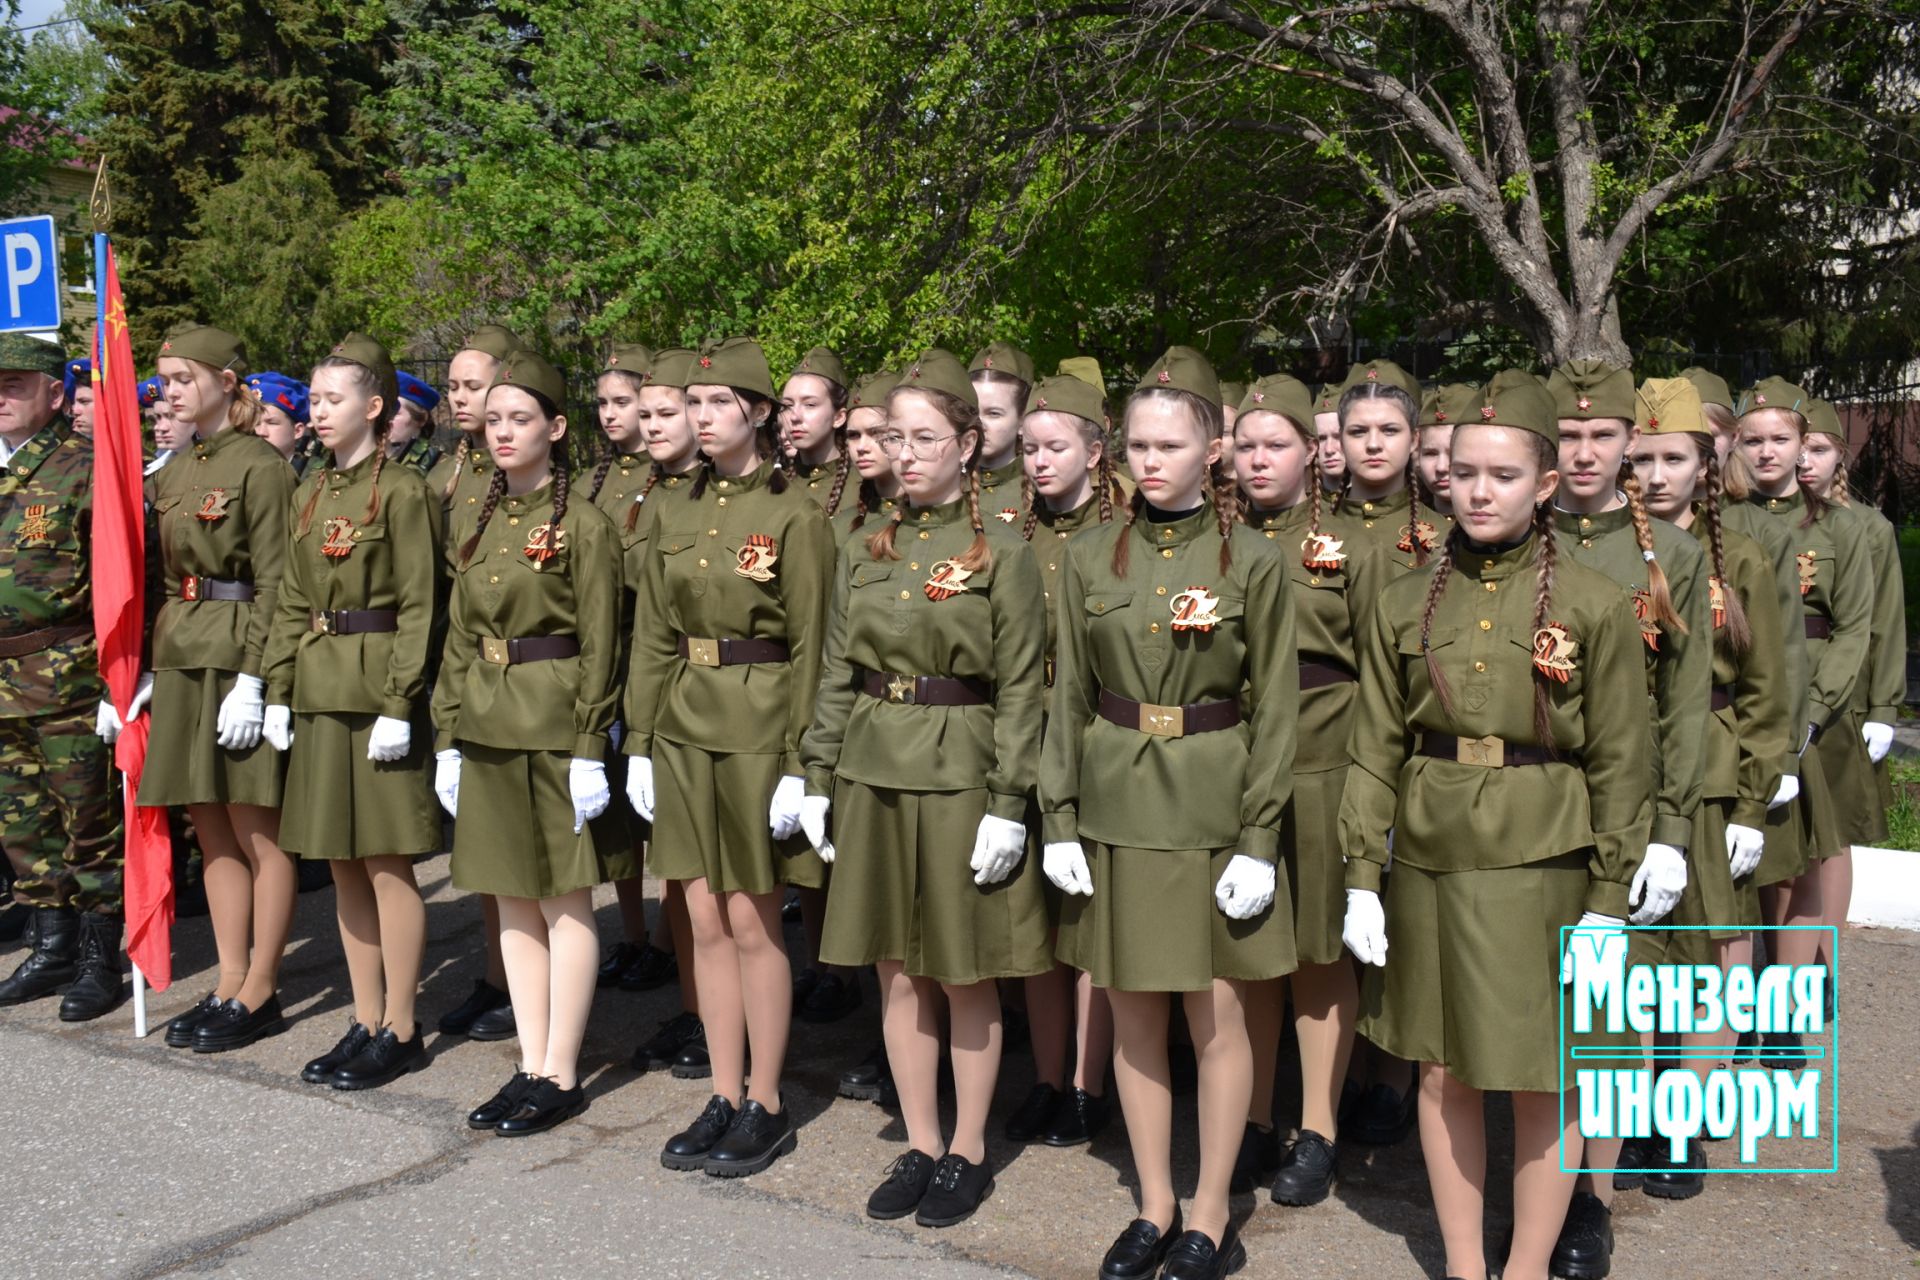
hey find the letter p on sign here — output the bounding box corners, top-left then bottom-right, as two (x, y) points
(0, 216), (61, 333)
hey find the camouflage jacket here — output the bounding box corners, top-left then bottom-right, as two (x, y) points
(0, 416), (104, 716)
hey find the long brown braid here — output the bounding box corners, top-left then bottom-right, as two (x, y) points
(625, 462), (669, 533)
(1619, 468), (1686, 634)
(1698, 444), (1753, 657)
(821, 438), (853, 517)
(1830, 456), (1851, 506)
(1403, 449), (1430, 566)
(458, 466), (508, 566)
(1206, 459), (1237, 572)
(1109, 489), (1148, 577)
(442, 434), (473, 501)
(1418, 526), (1461, 723)
(849, 477), (881, 532)
(1019, 471), (1039, 541)
(587, 451), (617, 503)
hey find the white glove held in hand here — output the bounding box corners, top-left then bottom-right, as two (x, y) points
(262, 705), (294, 752)
(434, 749), (462, 817)
(366, 715), (413, 762)
(1042, 841), (1093, 896)
(1863, 721), (1894, 764)
(1342, 888), (1388, 967)
(1769, 774), (1799, 810)
(1561, 912), (1626, 985)
(969, 815), (1027, 886)
(800, 795), (834, 863)
(1214, 854), (1275, 919)
(95, 673), (155, 744)
(1725, 823), (1764, 880)
(215, 674), (266, 751)
(768, 775), (805, 840)
(569, 758), (610, 832)
(625, 756), (655, 822)
(1629, 842), (1687, 925)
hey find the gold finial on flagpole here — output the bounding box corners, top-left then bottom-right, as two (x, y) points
(89, 155), (112, 232)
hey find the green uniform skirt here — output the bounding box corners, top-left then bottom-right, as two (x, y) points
(1283, 766), (1348, 968)
(1756, 747), (1841, 887)
(450, 745), (635, 899)
(1811, 708), (1888, 847)
(1360, 851), (1643, 1094)
(1057, 843), (1295, 993)
(648, 739), (825, 894)
(1664, 798), (1761, 968)
(820, 780), (1051, 985)
(137, 668), (284, 808)
(279, 711), (440, 859)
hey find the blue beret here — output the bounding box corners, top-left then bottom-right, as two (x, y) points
(64, 357), (91, 398)
(395, 370), (440, 411)
(138, 376), (164, 409)
(251, 373), (309, 423)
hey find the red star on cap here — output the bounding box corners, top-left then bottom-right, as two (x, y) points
(699, 356), (712, 369)
(1648, 414), (1660, 427)
(1365, 368), (1378, 381)
(909, 364), (922, 379)
(1755, 393), (1768, 405)
(1157, 370), (1171, 384)
(983, 355), (995, 369)
(1035, 396), (1048, 408)
(1577, 395), (1591, 411)
(333, 343), (345, 354)
(1480, 406), (1497, 421)
(161, 340), (173, 352)
(608, 354), (620, 365)
(1435, 410), (1449, 422)
(1253, 391), (1265, 403)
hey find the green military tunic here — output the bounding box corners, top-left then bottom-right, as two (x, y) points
(828, 491), (897, 548)
(138, 427), (296, 808)
(1851, 501), (1904, 824)
(1027, 496), (1105, 665)
(1324, 484), (1440, 580)
(428, 440), (496, 554)
(1040, 506), (1299, 992)
(0, 418), (121, 912)
(263, 451), (442, 859)
(802, 498), (1050, 983)
(979, 457), (1026, 527)
(433, 483), (631, 897)
(793, 456), (845, 513)
(626, 460), (836, 894)
(1341, 535), (1652, 1092)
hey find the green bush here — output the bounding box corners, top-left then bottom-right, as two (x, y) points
(1884, 760), (1920, 852)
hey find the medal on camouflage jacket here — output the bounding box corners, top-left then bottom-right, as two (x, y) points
(1708, 576), (1727, 629)
(1301, 531), (1345, 572)
(1169, 586), (1223, 632)
(1797, 551), (1816, 596)
(1532, 622), (1578, 683)
(1397, 519), (1438, 555)
(734, 533), (778, 581)
(17, 503), (52, 543)
(321, 515), (356, 559)
(196, 487), (232, 522)
(524, 522), (566, 562)
(1630, 589), (1661, 651)
(924, 559), (973, 601)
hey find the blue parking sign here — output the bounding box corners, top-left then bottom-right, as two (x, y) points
(0, 215), (62, 333)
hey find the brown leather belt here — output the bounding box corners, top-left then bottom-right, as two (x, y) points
(1097, 688), (1240, 738)
(1299, 660), (1355, 690)
(479, 634), (579, 666)
(0, 622), (89, 659)
(311, 609), (398, 636)
(180, 575), (254, 603)
(859, 669), (992, 706)
(677, 635), (791, 667)
(1419, 731), (1560, 767)
(1804, 617), (1832, 640)
(1711, 685), (1735, 712)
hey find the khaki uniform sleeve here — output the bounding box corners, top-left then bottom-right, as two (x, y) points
(984, 539), (1048, 823)
(432, 558), (477, 752)
(1339, 591), (1406, 895)
(262, 481), (314, 706)
(239, 455), (295, 675)
(1237, 550), (1296, 861)
(1039, 548), (1096, 846)
(1809, 510), (1873, 728)
(382, 479), (440, 720)
(1865, 517), (1907, 724)
(570, 514), (622, 759)
(1730, 545), (1790, 828)
(801, 549), (857, 797)
(623, 499), (673, 759)
(778, 505), (836, 776)
(1580, 593), (1656, 917)
(1650, 538), (1712, 849)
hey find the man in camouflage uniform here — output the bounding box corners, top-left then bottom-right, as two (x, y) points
(0, 333), (127, 1020)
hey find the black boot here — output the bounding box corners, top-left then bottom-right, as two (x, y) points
(0, 907), (78, 1005)
(58, 914), (126, 1022)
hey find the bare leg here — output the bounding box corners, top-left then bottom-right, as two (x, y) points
(1072, 969), (1112, 1095)
(1293, 959), (1360, 1139)
(1243, 976), (1283, 1129)
(1818, 848), (1851, 963)
(366, 854), (425, 1036)
(187, 803), (248, 1001)
(480, 894), (508, 989)
(1507, 1090), (1581, 1280)
(945, 980), (1004, 1163)
(613, 876), (650, 947)
(230, 803), (293, 1012)
(1107, 987), (1176, 1232)
(683, 877), (745, 1103)
(881, 960), (945, 1157)
(1025, 962), (1075, 1091)
(329, 858), (384, 1028)
(1419, 1063), (1488, 1280)
(726, 889), (792, 1112)
(496, 895), (551, 1077)
(537, 888), (598, 1089)
(1762, 871), (1825, 969)
(1183, 979), (1252, 1243)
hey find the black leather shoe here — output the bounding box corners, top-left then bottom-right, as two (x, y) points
(1337, 1076), (1363, 1128)
(915, 1152), (993, 1227)
(1758, 1030), (1805, 1070)
(1345, 1079), (1416, 1144)
(1229, 1122), (1280, 1195)
(1158, 1227), (1246, 1279)
(866, 1148), (939, 1220)
(799, 971), (862, 1023)
(617, 943), (677, 992)
(1549, 1189), (1614, 1279)
(191, 995), (287, 1053)
(1100, 1210), (1182, 1280)
(705, 1099), (795, 1177)
(164, 992), (224, 1048)
(1731, 1027), (1756, 1064)
(1270, 1128), (1337, 1206)
(1643, 1138), (1708, 1200)
(662, 1095), (737, 1171)
(468, 1070), (538, 1130)
(495, 1077), (586, 1135)
(437, 978), (510, 1036)
(839, 1042), (890, 1101)
(671, 1020), (712, 1079)
(467, 1000), (517, 1042)
(0, 907), (77, 1005)
(1043, 1086), (1111, 1147)
(332, 1023), (427, 1090)
(1612, 1134), (1655, 1191)
(58, 914), (126, 1021)
(633, 1011), (700, 1071)
(302, 1021), (373, 1084)
(792, 966), (821, 1003)
(781, 891), (802, 922)
(597, 941), (643, 988)
(1003, 1082), (1062, 1142)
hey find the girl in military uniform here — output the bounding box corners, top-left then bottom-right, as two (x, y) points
(969, 342), (1034, 521)
(250, 374), (305, 468)
(831, 370), (903, 546)
(434, 348), (627, 1136)
(1340, 372), (1652, 1280)
(1312, 383), (1345, 491)
(388, 371), (442, 475)
(999, 373), (1119, 1152)
(1623, 377), (1791, 1198)
(799, 351), (1050, 1225)
(1417, 383), (1479, 525)
(141, 327), (300, 1053)
(1042, 347), (1298, 1280)
(1737, 377), (1872, 1067)
(624, 337), (835, 1177)
(261, 335), (441, 1089)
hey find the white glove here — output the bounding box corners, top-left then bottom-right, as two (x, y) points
(800, 794), (834, 863)
(1561, 911), (1626, 985)
(625, 756), (655, 822)
(364, 715), (409, 762)
(768, 775), (805, 840)
(434, 748), (462, 817)
(214, 673), (266, 750)
(1629, 842), (1687, 925)
(1043, 841), (1093, 896)
(569, 758), (610, 833)
(969, 814), (1027, 886)
(1726, 823), (1764, 880)
(97, 672), (156, 742)
(1343, 888), (1388, 967)
(1769, 774), (1800, 810)
(1214, 854), (1276, 919)
(262, 705), (294, 752)
(1863, 721), (1894, 764)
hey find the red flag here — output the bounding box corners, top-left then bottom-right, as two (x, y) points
(91, 234), (173, 990)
